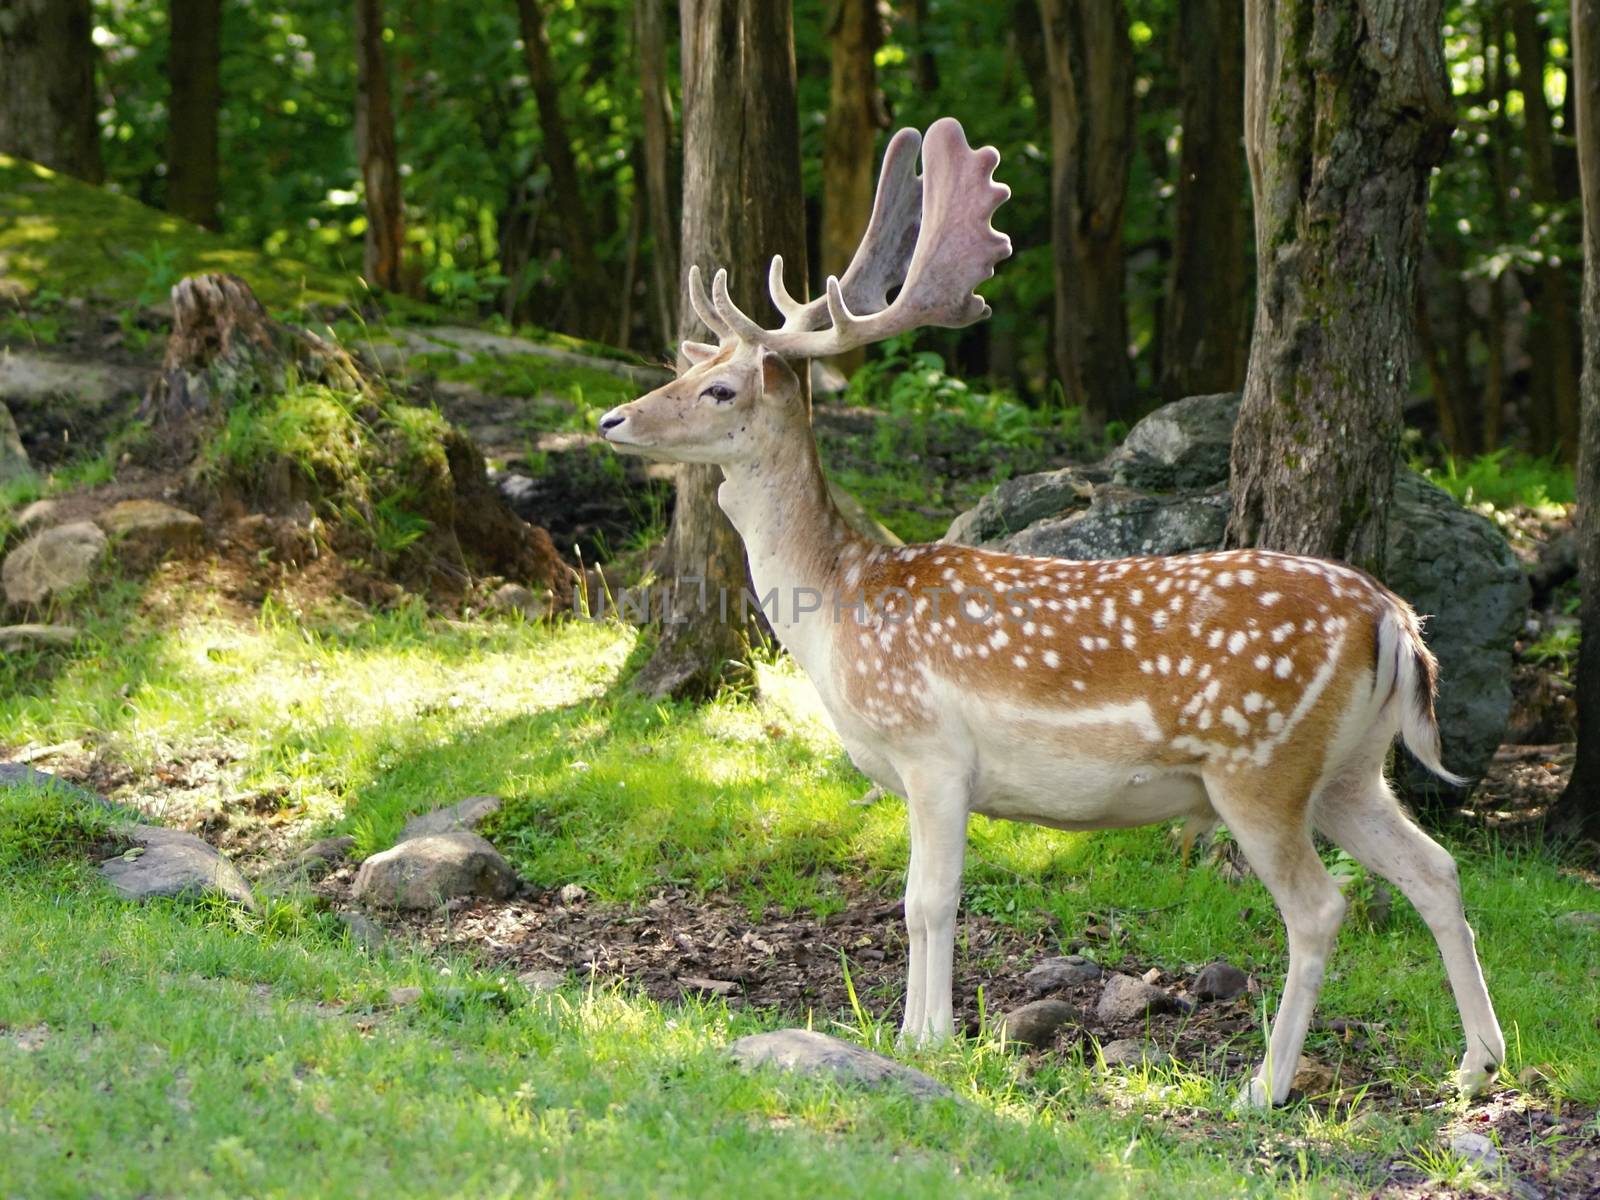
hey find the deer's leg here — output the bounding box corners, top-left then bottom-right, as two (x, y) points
(1315, 774), (1504, 1095)
(1209, 773), (1346, 1108)
(899, 767), (970, 1045)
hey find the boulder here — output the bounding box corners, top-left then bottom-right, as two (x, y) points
(99, 826), (256, 909)
(398, 795), (503, 842)
(1097, 1038), (1170, 1070)
(999, 998), (1080, 1049)
(352, 831), (519, 910)
(728, 1028), (953, 1100)
(944, 393), (1528, 792)
(0, 761), (110, 808)
(1096, 973), (1181, 1026)
(1191, 960), (1249, 1002)
(95, 499), (203, 567)
(1023, 955), (1103, 995)
(0, 400), (29, 485)
(2, 520), (107, 605)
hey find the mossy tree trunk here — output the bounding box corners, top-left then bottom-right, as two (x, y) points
(1160, 0), (1248, 402)
(633, 0), (808, 702)
(635, 0), (678, 352)
(1037, 0), (1134, 432)
(355, 0), (406, 294)
(167, 0), (221, 230)
(0, 0), (102, 183)
(821, 0), (887, 377)
(1226, 0), (1453, 569)
(1551, 0), (1600, 842)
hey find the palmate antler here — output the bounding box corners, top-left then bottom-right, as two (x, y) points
(686, 117), (1012, 359)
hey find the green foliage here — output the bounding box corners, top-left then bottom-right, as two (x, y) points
(1421, 449), (1576, 510)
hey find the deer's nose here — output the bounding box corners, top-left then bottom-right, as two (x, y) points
(599, 412), (626, 434)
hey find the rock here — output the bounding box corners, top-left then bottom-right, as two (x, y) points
(0, 352), (148, 421)
(95, 499), (203, 567)
(1098, 1038), (1170, 1070)
(270, 835), (355, 886)
(488, 583), (550, 620)
(0, 400), (30, 485)
(99, 826), (256, 909)
(1191, 960), (1249, 1001)
(13, 498), (62, 533)
(398, 795), (503, 842)
(386, 986), (424, 1007)
(352, 831), (519, 910)
(1517, 1063), (1555, 1091)
(0, 623), (80, 650)
(338, 910), (386, 954)
(1448, 1130), (1500, 1170)
(0, 761), (110, 808)
(2, 520), (107, 605)
(1557, 911), (1600, 929)
(680, 976), (739, 996)
(1000, 998), (1080, 1048)
(1023, 955), (1104, 994)
(556, 883), (587, 906)
(517, 969), (564, 994)
(1291, 1056), (1337, 1095)
(1096, 973), (1180, 1026)
(397, 325), (672, 389)
(944, 392), (1528, 792)
(728, 1029), (953, 1100)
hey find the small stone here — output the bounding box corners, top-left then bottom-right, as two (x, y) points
(556, 882), (587, 906)
(13, 499), (61, 533)
(1023, 955), (1103, 994)
(352, 831), (519, 910)
(1191, 960), (1249, 1001)
(1141, 967), (1162, 985)
(0, 624), (80, 650)
(728, 1028), (953, 1100)
(516, 969), (564, 994)
(2, 521), (107, 605)
(680, 976), (739, 996)
(1098, 1038), (1169, 1070)
(338, 910), (385, 954)
(1517, 1063), (1555, 1091)
(99, 825), (256, 910)
(1096, 973), (1179, 1025)
(399, 795), (503, 842)
(1291, 1056), (1337, 1096)
(1000, 998), (1079, 1049)
(386, 986), (424, 1007)
(1448, 1131), (1500, 1170)
(1557, 911), (1600, 929)
(95, 499), (203, 567)
(489, 582), (550, 620)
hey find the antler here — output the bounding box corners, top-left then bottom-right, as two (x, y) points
(686, 118), (1011, 359)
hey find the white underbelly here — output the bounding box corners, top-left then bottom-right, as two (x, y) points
(971, 752), (1213, 831)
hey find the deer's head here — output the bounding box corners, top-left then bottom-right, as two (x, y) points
(599, 118), (1011, 467)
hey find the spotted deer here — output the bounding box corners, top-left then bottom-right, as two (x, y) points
(597, 118), (1503, 1107)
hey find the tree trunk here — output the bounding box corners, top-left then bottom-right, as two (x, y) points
(166, 0), (221, 229)
(633, 0), (808, 702)
(1160, 0), (1247, 401)
(1226, 0), (1453, 569)
(355, 0), (406, 294)
(1038, 0), (1134, 431)
(822, 0), (887, 376)
(636, 0), (678, 353)
(514, 0), (609, 339)
(1511, 0), (1583, 460)
(1550, 0), (1600, 842)
(0, 0), (102, 183)
(1485, 1), (1513, 452)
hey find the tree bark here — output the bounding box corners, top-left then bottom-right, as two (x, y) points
(1160, 0), (1248, 401)
(1226, 0), (1453, 569)
(822, 0), (887, 375)
(0, 0), (102, 183)
(1550, 0), (1600, 841)
(636, 0), (678, 352)
(355, 0), (406, 293)
(1485, 1), (1513, 452)
(633, 0), (808, 702)
(1038, 0), (1134, 431)
(166, 0), (221, 229)
(514, 0), (609, 339)
(1511, 0), (1582, 460)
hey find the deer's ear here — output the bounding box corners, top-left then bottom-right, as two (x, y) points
(680, 340), (719, 367)
(757, 345), (799, 402)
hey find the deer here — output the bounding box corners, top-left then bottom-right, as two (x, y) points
(597, 118), (1504, 1108)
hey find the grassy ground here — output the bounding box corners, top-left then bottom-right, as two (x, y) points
(3, 574), (1599, 1198)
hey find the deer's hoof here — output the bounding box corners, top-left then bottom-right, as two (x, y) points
(1456, 1056), (1500, 1098)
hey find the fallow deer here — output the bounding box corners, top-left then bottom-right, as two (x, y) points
(597, 118), (1503, 1107)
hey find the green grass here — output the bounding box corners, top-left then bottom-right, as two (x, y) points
(1420, 449), (1576, 512)
(3, 583), (1599, 1195)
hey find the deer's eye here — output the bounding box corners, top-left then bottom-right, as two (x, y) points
(703, 384), (736, 404)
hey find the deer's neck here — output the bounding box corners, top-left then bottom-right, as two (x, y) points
(718, 425), (865, 656)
